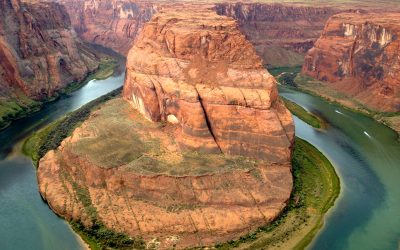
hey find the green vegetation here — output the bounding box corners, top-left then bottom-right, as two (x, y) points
(23, 87), (122, 165)
(68, 179), (145, 250)
(269, 65), (302, 77)
(0, 57), (118, 132)
(61, 57), (118, 94)
(211, 138), (340, 250)
(282, 97), (325, 129)
(0, 91), (41, 130)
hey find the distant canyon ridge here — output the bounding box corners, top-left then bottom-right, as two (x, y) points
(60, 0), (399, 113)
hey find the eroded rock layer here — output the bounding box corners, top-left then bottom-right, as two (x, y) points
(215, 3), (341, 67)
(62, 0), (156, 55)
(303, 12), (400, 112)
(38, 98), (293, 249)
(123, 7), (294, 163)
(0, 0), (99, 100)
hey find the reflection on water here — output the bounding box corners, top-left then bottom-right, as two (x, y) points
(280, 86), (400, 250)
(0, 73), (124, 250)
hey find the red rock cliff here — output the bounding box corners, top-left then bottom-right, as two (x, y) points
(123, 7), (294, 163)
(215, 3), (341, 67)
(302, 12), (400, 112)
(0, 0), (99, 100)
(61, 0), (156, 55)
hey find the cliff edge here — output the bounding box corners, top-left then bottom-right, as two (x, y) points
(302, 12), (400, 112)
(123, 6), (294, 163)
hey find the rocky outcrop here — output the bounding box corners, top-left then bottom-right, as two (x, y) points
(0, 0), (99, 100)
(303, 12), (400, 112)
(123, 7), (294, 163)
(38, 97), (293, 249)
(62, 0), (340, 67)
(61, 0), (156, 55)
(215, 3), (341, 67)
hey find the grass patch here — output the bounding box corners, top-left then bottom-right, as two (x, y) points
(0, 91), (41, 130)
(282, 97), (325, 129)
(211, 138), (340, 250)
(23, 87), (122, 166)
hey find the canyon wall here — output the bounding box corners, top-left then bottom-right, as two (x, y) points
(0, 0), (99, 100)
(215, 3), (340, 67)
(61, 0), (156, 55)
(303, 13), (400, 112)
(61, 0), (339, 67)
(123, 7), (294, 163)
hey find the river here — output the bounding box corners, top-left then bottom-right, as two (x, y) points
(279, 86), (400, 250)
(0, 74), (399, 249)
(0, 73), (124, 250)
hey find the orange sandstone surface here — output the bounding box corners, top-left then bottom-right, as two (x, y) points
(303, 12), (400, 112)
(123, 7), (294, 163)
(38, 7), (294, 249)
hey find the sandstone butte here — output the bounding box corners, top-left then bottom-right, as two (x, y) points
(0, 0), (99, 101)
(303, 12), (400, 112)
(123, 6), (294, 163)
(38, 7), (295, 249)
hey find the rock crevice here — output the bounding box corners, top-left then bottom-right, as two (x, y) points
(123, 7), (295, 162)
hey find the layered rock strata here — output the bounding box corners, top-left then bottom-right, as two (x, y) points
(61, 0), (156, 55)
(0, 0), (99, 100)
(123, 7), (294, 163)
(303, 12), (400, 112)
(38, 98), (293, 249)
(215, 3), (341, 67)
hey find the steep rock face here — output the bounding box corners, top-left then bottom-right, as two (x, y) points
(303, 13), (400, 112)
(0, 0), (99, 100)
(61, 0), (156, 55)
(123, 7), (294, 163)
(215, 3), (341, 67)
(38, 97), (293, 249)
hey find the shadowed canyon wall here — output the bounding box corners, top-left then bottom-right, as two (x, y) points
(303, 12), (400, 112)
(0, 0), (99, 128)
(61, 0), (340, 68)
(61, 0), (156, 55)
(215, 3), (341, 68)
(0, 0), (99, 100)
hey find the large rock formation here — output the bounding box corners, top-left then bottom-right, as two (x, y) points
(215, 3), (341, 67)
(0, 0), (99, 100)
(38, 97), (293, 249)
(302, 12), (400, 112)
(38, 7), (294, 249)
(123, 7), (294, 163)
(61, 0), (156, 55)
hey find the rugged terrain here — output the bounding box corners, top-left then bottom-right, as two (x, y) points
(215, 3), (341, 68)
(302, 12), (400, 112)
(0, 0), (99, 128)
(38, 98), (293, 249)
(37, 7), (294, 249)
(61, 0), (342, 68)
(123, 6), (294, 162)
(61, 0), (156, 55)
